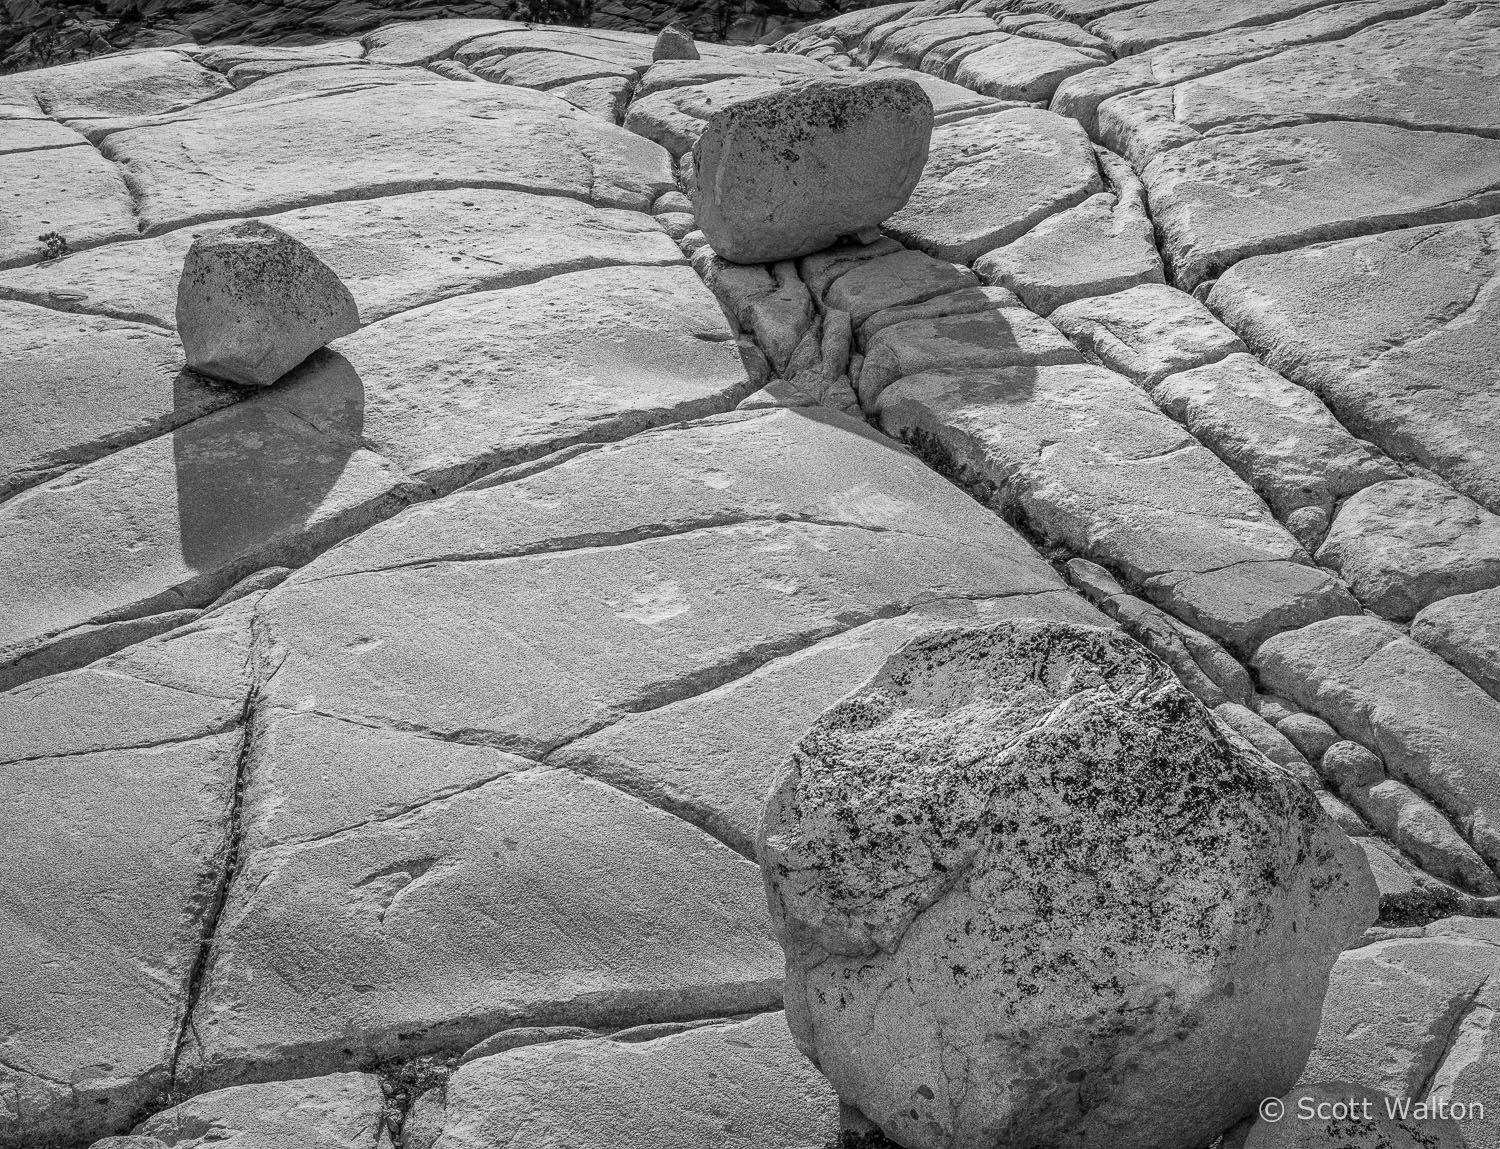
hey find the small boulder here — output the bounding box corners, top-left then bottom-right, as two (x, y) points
(692, 75), (933, 265)
(177, 220), (359, 387)
(759, 620), (1377, 1149)
(653, 22), (700, 61)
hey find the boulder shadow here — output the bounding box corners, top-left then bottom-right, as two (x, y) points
(173, 348), (366, 576)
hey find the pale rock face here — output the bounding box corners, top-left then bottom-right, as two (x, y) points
(1255, 616), (1500, 875)
(759, 619), (1377, 1149)
(692, 74), (934, 264)
(1412, 588), (1500, 703)
(176, 221), (360, 387)
(406, 1013), (838, 1149)
(129, 1072), (389, 1148)
(1316, 479), (1500, 622)
(1049, 282), (1246, 387)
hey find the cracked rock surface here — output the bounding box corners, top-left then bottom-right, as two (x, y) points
(4, 5), (1500, 1145)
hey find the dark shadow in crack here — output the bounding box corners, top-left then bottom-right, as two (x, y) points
(173, 348), (366, 573)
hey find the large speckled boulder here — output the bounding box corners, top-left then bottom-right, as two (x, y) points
(758, 620), (1377, 1149)
(177, 220), (359, 386)
(692, 75), (933, 264)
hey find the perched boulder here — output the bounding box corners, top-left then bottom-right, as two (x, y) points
(759, 620), (1377, 1149)
(176, 220), (359, 387)
(654, 22), (700, 61)
(692, 75), (933, 264)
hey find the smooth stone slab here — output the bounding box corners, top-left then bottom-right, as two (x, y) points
(1143, 121), (1500, 290)
(1109, 5), (1500, 168)
(1255, 615), (1500, 873)
(405, 1013), (838, 1149)
(184, 767), (785, 1089)
(0, 606), (254, 1148)
(275, 264), (749, 489)
(306, 405), (1063, 586)
(1317, 479), (1500, 621)
(1350, 778), (1500, 896)
(856, 304), (1084, 406)
(459, 32), (652, 73)
(1209, 217), (1500, 516)
(454, 27), (673, 68)
(876, 363), (1359, 654)
(0, 144), (138, 269)
(942, 32), (1106, 102)
(553, 592), (1107, 855)
(885, 106), (1101, 263)
(470, 50), (639, 91)
(1086, 0), (1347, 55)
(1052, 0), (1441, 136)
(260, 514), (1056, 758)
(632, 54), (829, 100)
(865, 66), (1009, 124)
(0, 187), (684, 329)
(789, 2), (918, 49)
(0, 364), (421, 658)
(98, 82), (676, 234)
(0, 606), (203, 694)
(0, 48), (231, 120)
(132, 1072), (388, 1149)
(360, 18), (525, 65)
(547, 75), (630, 121)
(241, 710), (533, 854)
(0, 599), (253, 762)
(869, 14), (1007, 68)
(76, 65), (451, 142)
(0, 303), (234, 500)
(1, 263), (747, 656)
(857, 282), (1023, 345)
(265, 407), (1063, 750)
(821, 247), (979, 329)
(1152, 352), (1402, 521)
(0, 116), (82, 154)
(1049, 282), (1245, 387)
(973, 149), (1164, 315)
(1301, 933), (1500, 1106)
(1412, 588), (1500, 704)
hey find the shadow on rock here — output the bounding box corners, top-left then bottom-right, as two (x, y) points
(173, 348), (366, 574)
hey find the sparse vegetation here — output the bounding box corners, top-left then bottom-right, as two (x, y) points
(37, 231), (69, 261)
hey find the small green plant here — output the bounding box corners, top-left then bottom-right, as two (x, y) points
(37, 231), (69, 261)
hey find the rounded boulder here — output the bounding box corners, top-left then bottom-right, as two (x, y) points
(692, 75), (933, 265)
(758, 620), (1378, 1149)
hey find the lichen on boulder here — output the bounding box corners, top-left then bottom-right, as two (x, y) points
(691, 74), (933, 265)
(176, 219), (359, 387)
(758, 619), (1377, 1149)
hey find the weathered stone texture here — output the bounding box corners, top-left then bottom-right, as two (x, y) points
(1211, 218), (1500, 517)
(761, 620), (1375, 1149)
(691, 74), (933, 263)
(406, 1013), (837, 1149)
(1256, 616), (1500, 877)
(876, 364), (1358, 655)
(885, 106), (1102, 263)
